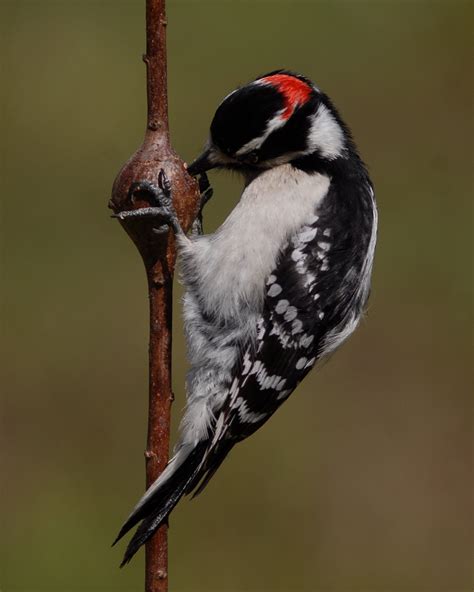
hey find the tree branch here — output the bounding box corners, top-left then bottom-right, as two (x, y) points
(109, 1), (200, 590)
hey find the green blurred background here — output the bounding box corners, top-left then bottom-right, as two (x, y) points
(1, 1), (472, 590)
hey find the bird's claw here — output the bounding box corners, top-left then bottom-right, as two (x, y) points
(111, 206), (167, 221)
(112, 169), (183, 235)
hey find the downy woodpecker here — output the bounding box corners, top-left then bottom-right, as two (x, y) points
(113, 70), (378, 565)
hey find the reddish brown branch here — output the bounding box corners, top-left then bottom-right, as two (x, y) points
(109, 0), (200, 590)
(145, 0), (169, 134)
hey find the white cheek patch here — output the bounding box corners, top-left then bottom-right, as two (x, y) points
(306, 103), (345, 159)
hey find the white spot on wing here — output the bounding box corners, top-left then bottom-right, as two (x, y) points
(296, 357), (307, 370)
(291, 319), (303, 334)
(275, 378), (287, 391)
(275, 299), (289, 314)
(298, 227), (317, 243)
(277, 388), (292, 400)
(284, 306), (298, 321)
(242, 352), (252, 375)
(291, 249), (305, 262)
(300, 334), (314, 347)
(235, 397), (267, 424)
(269, 321), (291, 348)
(268, 283), (282, 297)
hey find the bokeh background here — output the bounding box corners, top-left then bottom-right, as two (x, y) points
(1, 1), (472, 591)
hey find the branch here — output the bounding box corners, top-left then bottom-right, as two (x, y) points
(109, 1), (200, 590)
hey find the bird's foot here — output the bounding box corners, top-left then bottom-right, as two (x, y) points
(112, 170), (183, 236)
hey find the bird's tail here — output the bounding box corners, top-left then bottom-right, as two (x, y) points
(113, 441), (209, 567)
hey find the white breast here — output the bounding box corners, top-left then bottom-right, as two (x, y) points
(186, 164), (330, 321)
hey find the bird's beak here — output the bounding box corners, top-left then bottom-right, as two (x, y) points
(187, 148), (215, 176)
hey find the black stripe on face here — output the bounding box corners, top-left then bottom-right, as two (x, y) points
(210, 84), (284, 156)
(257, 96), (319, 162)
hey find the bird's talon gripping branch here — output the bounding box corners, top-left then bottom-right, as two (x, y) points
(152, 225), (171, 235)
(158, 169), (172, 204)
(155, 169), (183, 235)
(128, 180), (162, 206)
(111, 206), (167, 221)
(112, 170), (184, 236)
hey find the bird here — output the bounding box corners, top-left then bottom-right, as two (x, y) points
(112, 70), (378, 566)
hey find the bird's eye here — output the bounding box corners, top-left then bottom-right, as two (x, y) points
(247, 150), (259, 164)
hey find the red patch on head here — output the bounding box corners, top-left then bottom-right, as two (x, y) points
(261, 74), (312, 120)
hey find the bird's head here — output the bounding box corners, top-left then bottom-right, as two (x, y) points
(188, 70), (349, 176)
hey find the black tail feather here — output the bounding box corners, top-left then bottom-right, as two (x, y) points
(115, 442), (208, 565)
(120, 473), (191, 567)
(186, 440), (234, 499)
(115, 439), (236, 566)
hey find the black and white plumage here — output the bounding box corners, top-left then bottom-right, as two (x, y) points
(113, 70), (377, 565)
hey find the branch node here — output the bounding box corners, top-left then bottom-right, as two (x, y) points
(145, 450), (157, 460)
(151, 273), (166, 288)
(148, 119), (160, 131)
(157, 570), (168, 580)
